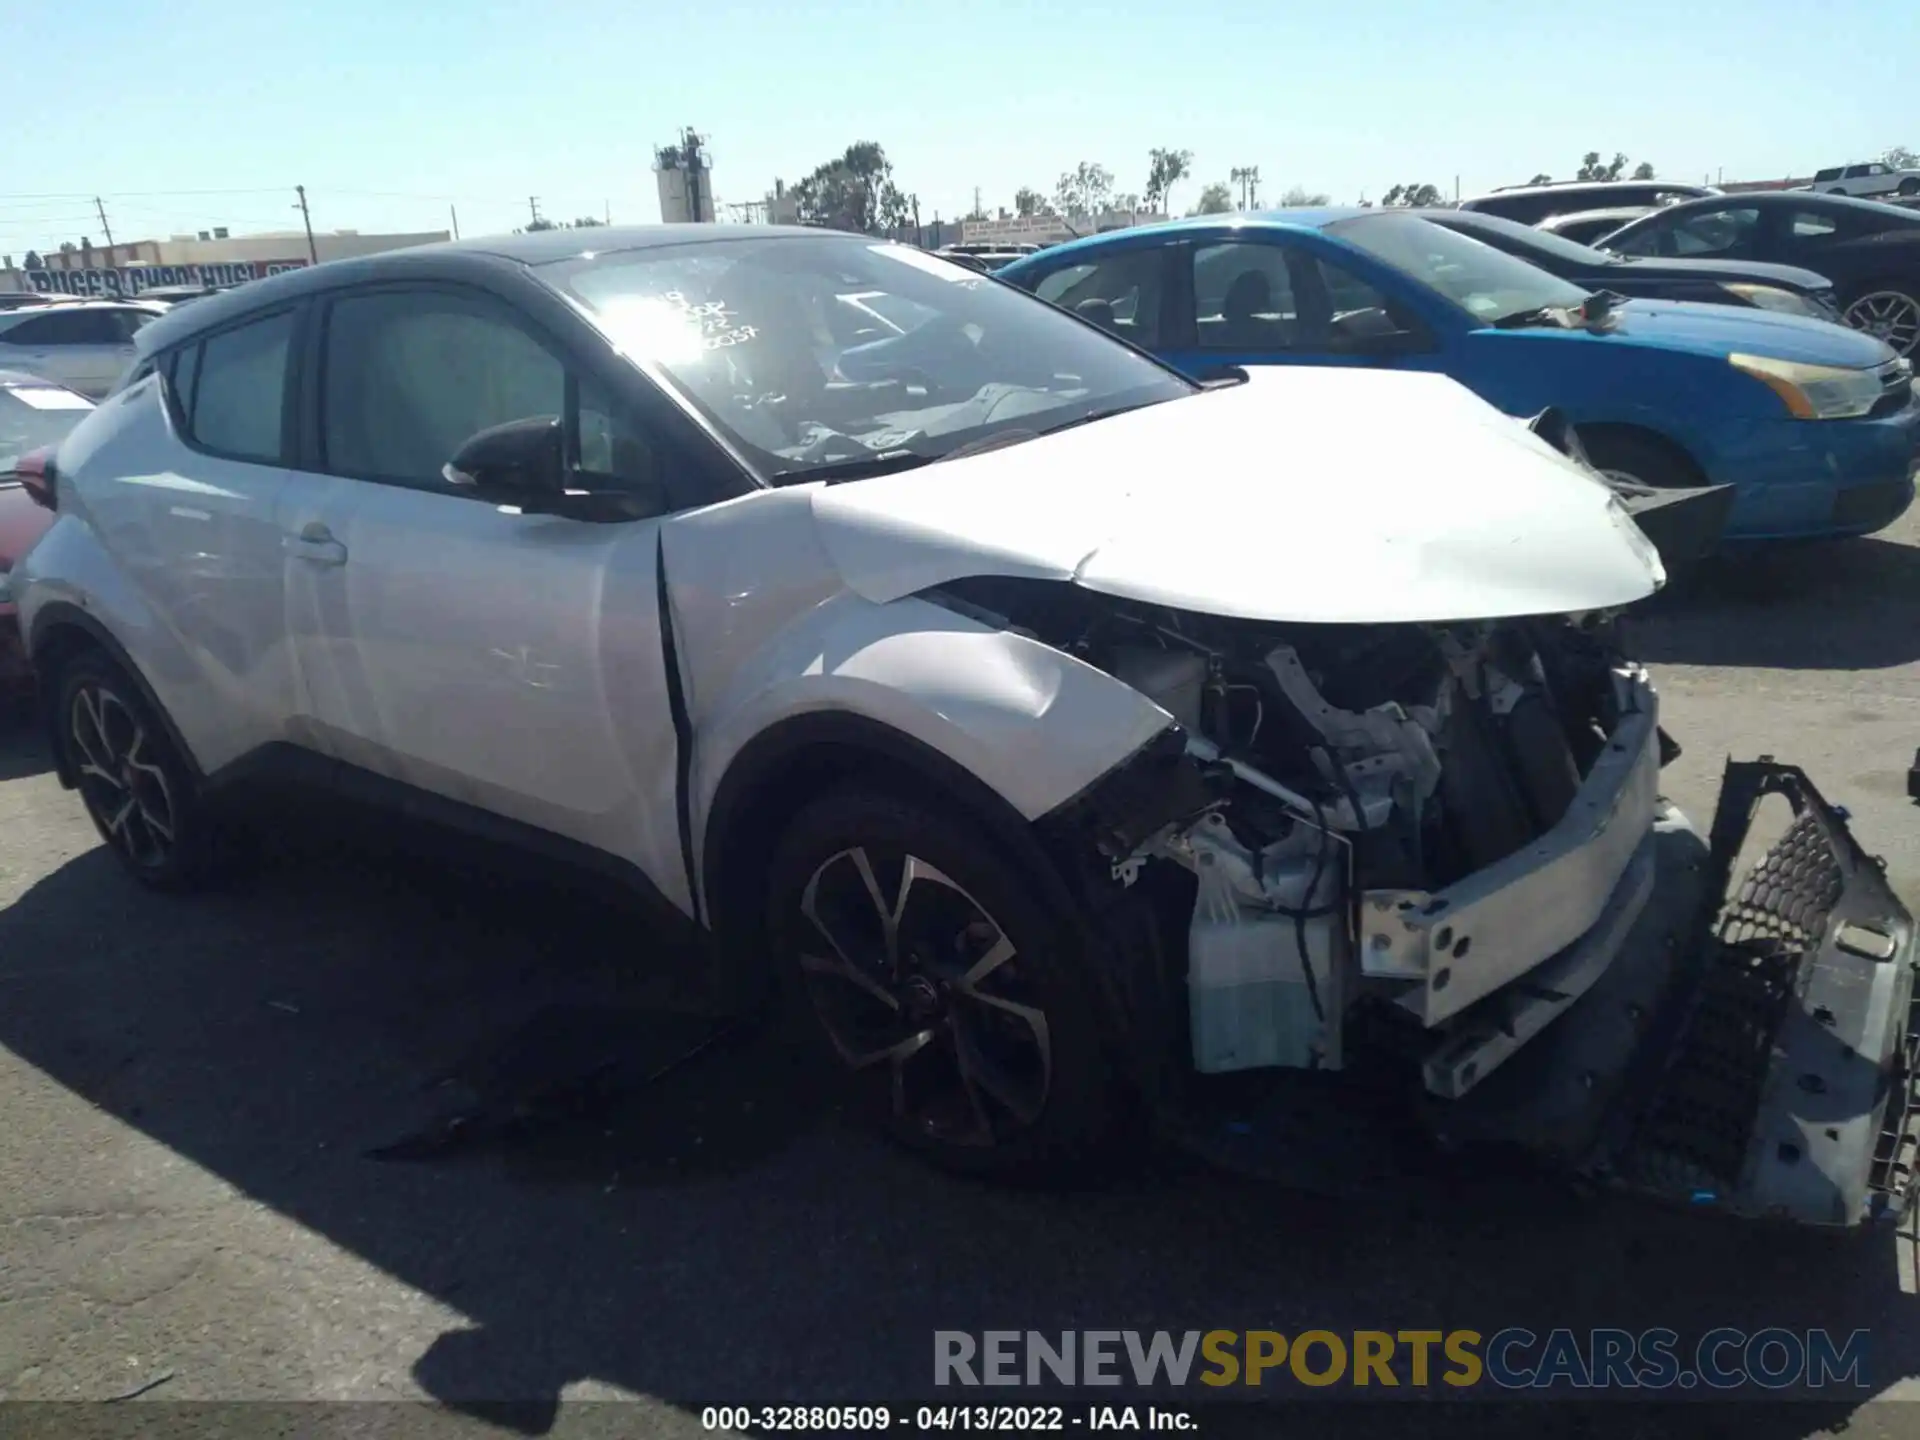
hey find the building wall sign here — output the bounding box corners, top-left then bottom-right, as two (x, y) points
(20, 260), (309, 298)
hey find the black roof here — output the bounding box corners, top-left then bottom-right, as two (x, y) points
(1646, 190), (1920, 221)
(1478, 179), (1715, 199)
(131, 223), (841, 358)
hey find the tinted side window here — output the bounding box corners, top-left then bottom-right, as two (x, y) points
(322, 290), (564, 487)
(5, 312), (87, 346)
(1193, 242), (1300, 350)
(187, 310), (295, 463)
(1791, 209), (1840, 240)
(110, 309), (156, 342)
(319, 288), (674, 502)
(1668, 206), (1760, 256)
(1814, 168), (1843, 182)
(1031, 249), (1164, 345)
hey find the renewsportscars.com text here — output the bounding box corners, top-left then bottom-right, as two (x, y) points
(934, 1328), (1872, 1392)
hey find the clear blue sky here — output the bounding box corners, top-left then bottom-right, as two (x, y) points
(2, 0), (1914, 258)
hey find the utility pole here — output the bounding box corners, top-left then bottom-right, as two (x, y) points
(294, 185), (318, 263)
(528, 195), (542, 227)
(449, 204), (460, 240)
(93, 197), (114, 251)
(604, 198), (611, 225)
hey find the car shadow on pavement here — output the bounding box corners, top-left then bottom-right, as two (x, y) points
(0, 823), (1913, 1438)
(1626, 536), (1920, 671)
(0, 708), (51, 781)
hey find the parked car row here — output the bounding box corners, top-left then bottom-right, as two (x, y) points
(5, 223), (1915, 1232)
(997, 208), (1916, 544)
(0, 371), (90, 690)
(1450, 179), (1920, 361)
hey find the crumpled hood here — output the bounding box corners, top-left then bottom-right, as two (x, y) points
(807, 367), (1664, 626)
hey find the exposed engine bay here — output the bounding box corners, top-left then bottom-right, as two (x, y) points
(925, 573), (1918, 1228)
(934, 574), (1655, 1097)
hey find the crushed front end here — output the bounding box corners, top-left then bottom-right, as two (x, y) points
(996, 578), (1918, 1228)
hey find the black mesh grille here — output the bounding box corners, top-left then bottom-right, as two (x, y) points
(1621, 814), (1841, 1192)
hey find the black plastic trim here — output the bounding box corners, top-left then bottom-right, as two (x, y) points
(200, 740), (701, 945)
(654, 532), (699, 925)
(702, 710), (1078, 935)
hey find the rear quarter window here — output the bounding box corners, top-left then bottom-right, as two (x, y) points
(165, 309), (296, 465)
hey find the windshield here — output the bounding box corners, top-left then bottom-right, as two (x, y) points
(0, 383), (93, 473)
(545, 234), (1193, 482)
(1327, 214), (1593, 322)
(1443, 213), (1619, 268)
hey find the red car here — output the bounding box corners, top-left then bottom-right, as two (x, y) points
(0, 370), (93, 692)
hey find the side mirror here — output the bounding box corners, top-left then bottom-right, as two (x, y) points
(444, 415), (565, 500)
(444, 415), (673, 523)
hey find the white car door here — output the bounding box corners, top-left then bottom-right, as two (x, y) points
(277, 284), (695, 909)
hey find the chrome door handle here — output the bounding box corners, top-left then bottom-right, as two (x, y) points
(286, 523), (348, 566)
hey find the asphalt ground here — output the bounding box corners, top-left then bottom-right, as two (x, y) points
(1, 512), (1919, 1439)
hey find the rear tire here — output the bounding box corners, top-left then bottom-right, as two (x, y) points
(765, 787), (1118, 1180)
(1898, 178), (1919, 196)
(54, 653), (225, 892)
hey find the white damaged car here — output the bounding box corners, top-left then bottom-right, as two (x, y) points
(13, 226), (1917, 1226)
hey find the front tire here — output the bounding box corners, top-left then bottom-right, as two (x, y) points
(55, 653), (223, 891)
(1578, 428), (1702, 491)
(765, 788), (1118, 1179)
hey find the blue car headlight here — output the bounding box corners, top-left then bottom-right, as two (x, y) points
(1728, 352), (1886, 420)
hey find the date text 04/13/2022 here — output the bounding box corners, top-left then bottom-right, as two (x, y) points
(699, 1405), (1195, 1431)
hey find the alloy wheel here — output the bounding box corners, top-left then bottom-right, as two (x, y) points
(1843, 291), (1920, 356)
(69, 682), (177, 870)
(797, 845), (1051, 1147)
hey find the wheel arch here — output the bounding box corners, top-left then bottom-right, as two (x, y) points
(1574, 421), (1709, 485)
(700, 711), (1092, 988)
(28, 601), (205, 791)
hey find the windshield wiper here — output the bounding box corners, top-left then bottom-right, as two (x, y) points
(768, 448), (937, 486)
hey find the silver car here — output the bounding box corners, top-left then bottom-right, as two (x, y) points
(0, 302), (166, 399)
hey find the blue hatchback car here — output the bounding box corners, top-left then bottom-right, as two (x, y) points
(997, 211), (1920, 542)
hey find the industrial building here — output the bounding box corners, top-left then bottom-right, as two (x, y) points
(2, 228), (450, 299)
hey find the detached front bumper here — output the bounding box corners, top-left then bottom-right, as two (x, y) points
(1440, 760), (1918, 1228)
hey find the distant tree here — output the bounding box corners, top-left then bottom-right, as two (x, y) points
(1013, 186), (1048, 217)
(524, 217), (559, 232)
(1381, 182), (1444, 207)
(1190, 181), (1233, 215)
(573, 216), (606, 227)
(791, 141), (912, 233)
(1631, 161), (1656, 179)
(1885, 145), (1919, 170)
(1527, 172), (1553, 185)
(1111, 192), (1143, 213)
(1144, 147), (1193, 215)
(1572, 150), (1658, 182)
(1278, 185), (1332, 206)
(1054, 162), (1115, 218)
